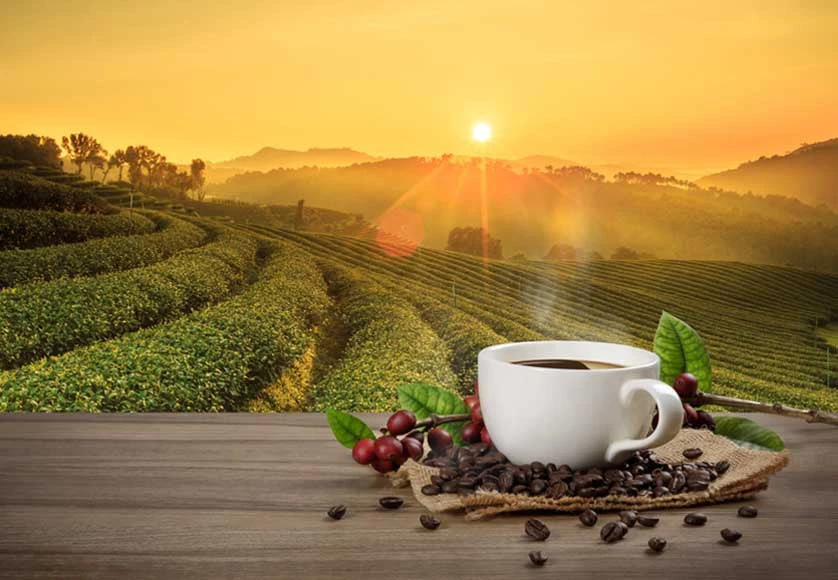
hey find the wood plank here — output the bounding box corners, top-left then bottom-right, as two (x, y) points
(0, 413), (835, 579)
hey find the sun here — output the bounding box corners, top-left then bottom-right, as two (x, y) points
(472, 122), (492, 143)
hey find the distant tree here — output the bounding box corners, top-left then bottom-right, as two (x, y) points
(109, 149), (128, 182)
(0, 134), (62, 168)
(446, 226), (503, 259)
(61, 133), (106, 178)
(510, 252), (528, 262)
(190, 158), (207, 200)
(87, 150), (107, 181)
(611, 246), (640, 260)
(544, 243), (577, 261)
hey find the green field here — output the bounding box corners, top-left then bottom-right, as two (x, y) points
(0, 168), (836, 412)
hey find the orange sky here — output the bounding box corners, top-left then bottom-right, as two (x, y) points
(1, 0), (836, 171)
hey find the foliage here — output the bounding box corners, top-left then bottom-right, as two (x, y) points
(0, 213), (205, 287)
(0, 170), (113, 213)
(398, 383), (469, 443)
(326, 409), (376, 448)
(653, 311), (712, 391)
(0, 208), (155, 250)
(309, 264), (457, 412)
(0, 228), (258, 369)
(714, 416), (784, 451)
(62, 133), (107, 179)
(0, 243), (330, 411)
(446, 226), (503, 259)
(0, 134), (61, 168)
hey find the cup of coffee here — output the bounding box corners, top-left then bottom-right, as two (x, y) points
(477, 341), (683, 468)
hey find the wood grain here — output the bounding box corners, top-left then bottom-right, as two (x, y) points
(0, 413), (836, 579)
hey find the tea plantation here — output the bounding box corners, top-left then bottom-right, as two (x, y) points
(0, 168), (836, 412)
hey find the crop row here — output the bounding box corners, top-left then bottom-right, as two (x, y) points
(0, 226), (260, 369)
(0, 242), (330, 411)
(0, 170), (114, 214)
(308, 262), (457, 412)
(0, 207), (155, 250)
(0, 213), (206, 288)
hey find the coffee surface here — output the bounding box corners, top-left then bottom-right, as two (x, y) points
(511, 358), (624, 370)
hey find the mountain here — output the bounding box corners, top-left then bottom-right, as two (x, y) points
(215, 147), (376, 172)
(210, 156), (837, 271)
(698, 138), (838, 209)
(514, 155), (579, 171)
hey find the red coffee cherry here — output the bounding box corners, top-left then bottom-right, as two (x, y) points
(373, 436), (404, 463)
(401, 436), (424, 462)
(683, 403), (699, 426)
(470, 403), (483, 423)
(386, 410), (417, 435)
(371, 457), (397, 473)
(351, 438), (376, 465)
(427, 428), (453, 453)
(461, 421), (483, 443)
(464, 395), (480, 410)
(673, 372), (698, 399)
(480, 426), (493, 446)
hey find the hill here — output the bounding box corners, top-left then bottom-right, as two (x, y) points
(699, 138), (838, 209)
(211, 157), (838, 271)
(201, 147), (378, 183)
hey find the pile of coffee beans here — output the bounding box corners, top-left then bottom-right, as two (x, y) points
(420, 445), (728, 499)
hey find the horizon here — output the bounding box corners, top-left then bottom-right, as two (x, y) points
(2, 1), (837, 171)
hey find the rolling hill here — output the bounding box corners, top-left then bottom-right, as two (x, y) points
(201, 147), (378, 183)
(699, 138), (838, 209)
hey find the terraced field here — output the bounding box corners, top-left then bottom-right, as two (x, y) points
(0, 167), (835, 412)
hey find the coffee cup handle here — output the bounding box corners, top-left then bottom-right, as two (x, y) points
(605, 378), (684, 464)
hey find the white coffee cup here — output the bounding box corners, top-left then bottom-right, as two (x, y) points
(477, 341), (684, 468)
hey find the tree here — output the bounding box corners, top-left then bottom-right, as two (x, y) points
(544, 243), (577, 261)
(61, 133), (106, 178)
(611, 246), (639, 260)
(109, 149), (128, 182)
(446, 226), (503, 259)
(190, 158), (207, 200)
(0, 134), (61, 168)
(88, 150), (107, 181)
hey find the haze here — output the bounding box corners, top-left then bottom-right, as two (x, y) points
(2, 0), (836, 171)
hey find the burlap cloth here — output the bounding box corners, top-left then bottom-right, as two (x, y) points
(392, 429), (789, 520)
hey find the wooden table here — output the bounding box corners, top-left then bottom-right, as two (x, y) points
(1, 413), (836, 579)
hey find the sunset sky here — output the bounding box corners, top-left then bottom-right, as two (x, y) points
(1, 0), (836, 171)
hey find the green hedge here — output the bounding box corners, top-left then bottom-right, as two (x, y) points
(0, 208), (155, 250)
(0, 228), (259, 369)
(309, 264), (457, 412)
(0, 213), (206, 287)
(0, 243), (330, 411)
(0, 170), (113, 213)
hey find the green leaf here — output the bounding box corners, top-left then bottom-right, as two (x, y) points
(326, 408), (376, 449)
(398, 383), (469, 444)
(714, 416), (785, 451)
(653, 311), (712, 391)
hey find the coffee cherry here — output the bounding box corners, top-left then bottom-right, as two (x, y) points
(464, 395), (480, 410)
(386, 410), (417, 435)
(427, 428), (453, 453)
(351, 438), (376, 465)
(480, 426), (493, 446)
(470, 403), (483, 423)
(371, 457), (396, 473)
(696, 410), (716, 431)
(401, 435), (424, 462)
(683, 403), (699, 426)
(673, 372), (698, 398)
(407, 431), (424, 444)
(373, 436), (404, 463)
(461, 421), (482, 444)
(474, 379), (479, 394)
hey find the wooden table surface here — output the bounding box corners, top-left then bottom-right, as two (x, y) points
(0, 413), (836, 580)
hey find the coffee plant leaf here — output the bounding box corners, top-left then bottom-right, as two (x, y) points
(326, 408), (376, 448)
(653, 311), (712, 392)
(714, 416), (785, 451)
(398, 383), (469, 444)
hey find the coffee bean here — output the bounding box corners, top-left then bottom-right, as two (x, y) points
(619, 510), (638, 527)
(738, 505), (758, 518)
(529, 479), (548, 495)
(421, 484), (441, 496)
(684, 512), (708, 526)
(686, 480), (709, 492)
(512, 484), (529, 495)
(420, 514), (441, 530)
(683, 448), (703, 460)
(600, 521), (629, 543)
(498, 471), (515, 492)
(648, 537), (667, 552)
(579, 509), (598, 527)
(529, 551), (548, 566)
(525, 519), (551, 541)
(549, 481), (569, 498)
(458, 476), (477, 489)
(441, 480), (459, 493)
(721, 528), (742, 543)
(379, 496), (404, 509)
(637, 515), (660, 527)
(327, 505), (347, 520)
(716, 460), (730, 475)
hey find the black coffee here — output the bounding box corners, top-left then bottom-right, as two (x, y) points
(512, 359), (623, 370)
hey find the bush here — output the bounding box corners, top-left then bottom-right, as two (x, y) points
(0, 208), (155, 250)
(0, 227), (259, 369)
(0, 243), (330, 411)
(0, 170), (113, 213)
(0, 213), (206, 287)
(309, 264), (457, 412)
